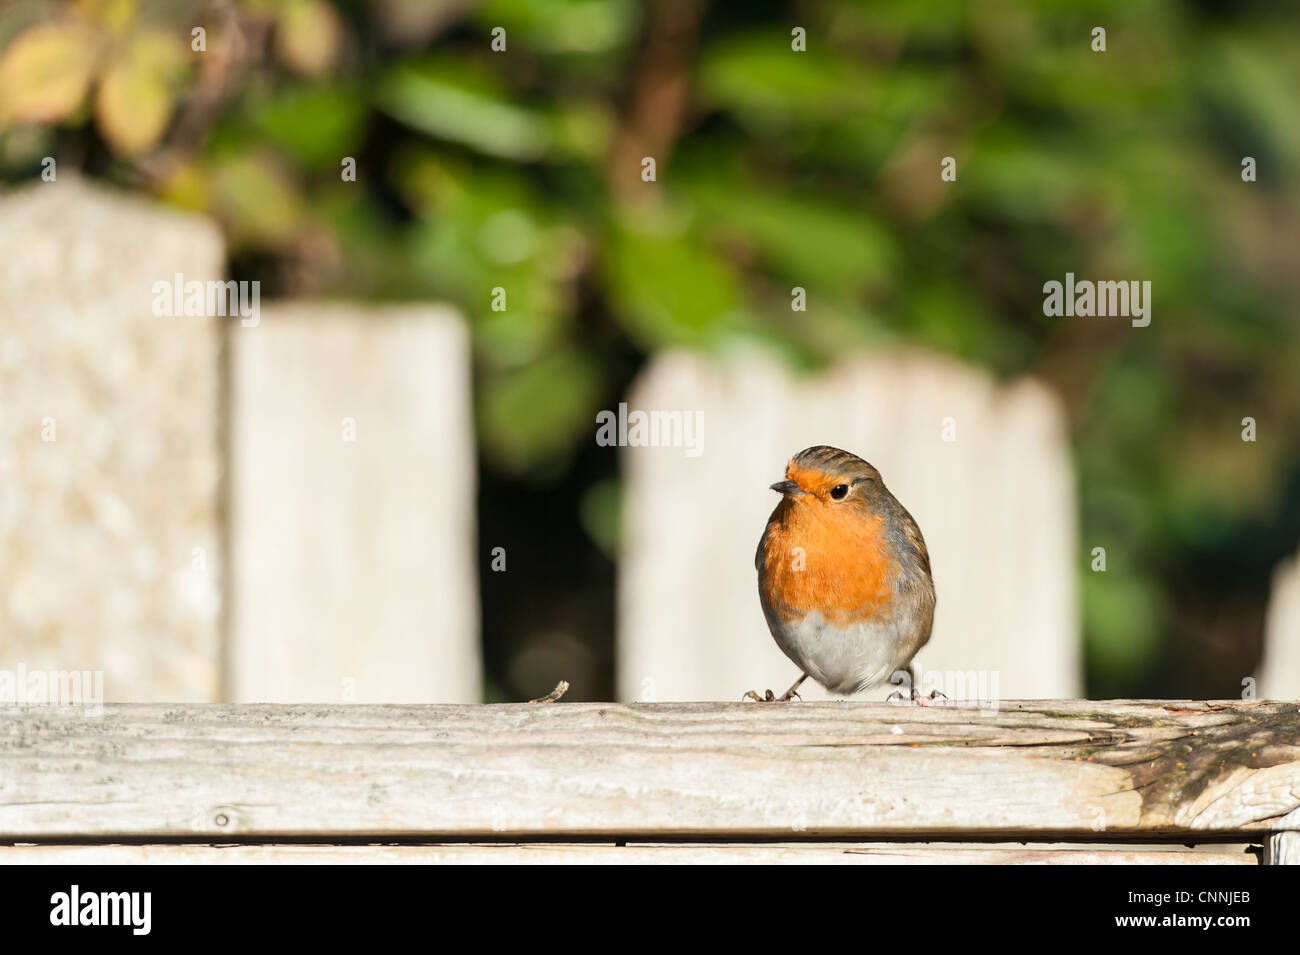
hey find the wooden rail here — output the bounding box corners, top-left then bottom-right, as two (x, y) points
(2, 700), (1297, 863)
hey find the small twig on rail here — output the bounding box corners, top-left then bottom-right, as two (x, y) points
(528, 681), (570, 704)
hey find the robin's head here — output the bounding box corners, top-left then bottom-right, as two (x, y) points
(770, 445), (884, 507)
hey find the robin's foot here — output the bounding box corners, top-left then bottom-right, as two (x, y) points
(887, 687), (948, 706)
(742, 674), (808, 703)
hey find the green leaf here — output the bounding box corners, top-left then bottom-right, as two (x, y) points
(477, 0), (637, 54)
(250, 85), (366, 168)
(479, 349), (604, 474)
(692, 181), (895, 295)
(210, 151), (307, 249)
(699, 32), (874, 124)
(579, 477), (621, 557)
(1083, 570), (1164, 679)
(376, 62), (551, 160)
(604, 218), (741, 349)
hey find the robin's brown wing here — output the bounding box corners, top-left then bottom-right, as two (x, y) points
(900, 507), (931, 577)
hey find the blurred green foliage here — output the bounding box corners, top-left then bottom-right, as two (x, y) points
(3, 0), (1299, 699)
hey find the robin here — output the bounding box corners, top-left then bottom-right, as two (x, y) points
(746, 445), (937, 703)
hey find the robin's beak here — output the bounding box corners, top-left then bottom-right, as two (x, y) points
(770, 480), (802, 496)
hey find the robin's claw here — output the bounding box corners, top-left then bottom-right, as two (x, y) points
(743, 675), (809, 702)
(912, 687), (950, 706)
(888, 687), (949, 706)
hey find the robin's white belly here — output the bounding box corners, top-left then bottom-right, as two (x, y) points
(767, 610), (928, 695)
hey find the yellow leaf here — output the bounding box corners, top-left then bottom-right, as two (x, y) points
(95, 56), (172, 156)
(88, 0), (141, 36)
(0, 23), (97, 125)
(130, 27), (184, 74)
(155, 159), (211, 212)
(275, 0), (342, 77)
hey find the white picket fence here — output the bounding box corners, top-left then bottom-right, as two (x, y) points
(1, 178), (478, 703)
(1, 178), (1295, 703)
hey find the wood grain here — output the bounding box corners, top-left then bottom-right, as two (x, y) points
(1, 700), (1296, 841)
(0, 843), (1259, 865)
(1265, 831), (1300, 865)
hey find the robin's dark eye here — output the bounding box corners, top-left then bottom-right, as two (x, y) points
(830, 484), (849, 500)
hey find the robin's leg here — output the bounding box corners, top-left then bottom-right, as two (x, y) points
(742, 673), (808, 703)
(778, 673), (808, 702)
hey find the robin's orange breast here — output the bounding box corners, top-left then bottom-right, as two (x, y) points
(760, 498), (899, 628)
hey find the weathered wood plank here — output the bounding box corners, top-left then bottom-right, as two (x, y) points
(1261, 546), (1300, 699)
(0, 844), (1259, 865)
(1264, 831), (1299, 865)
(0, 177), (224, 701)
(227, 303), (479, 704)
(1, 700), (1296, 840)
